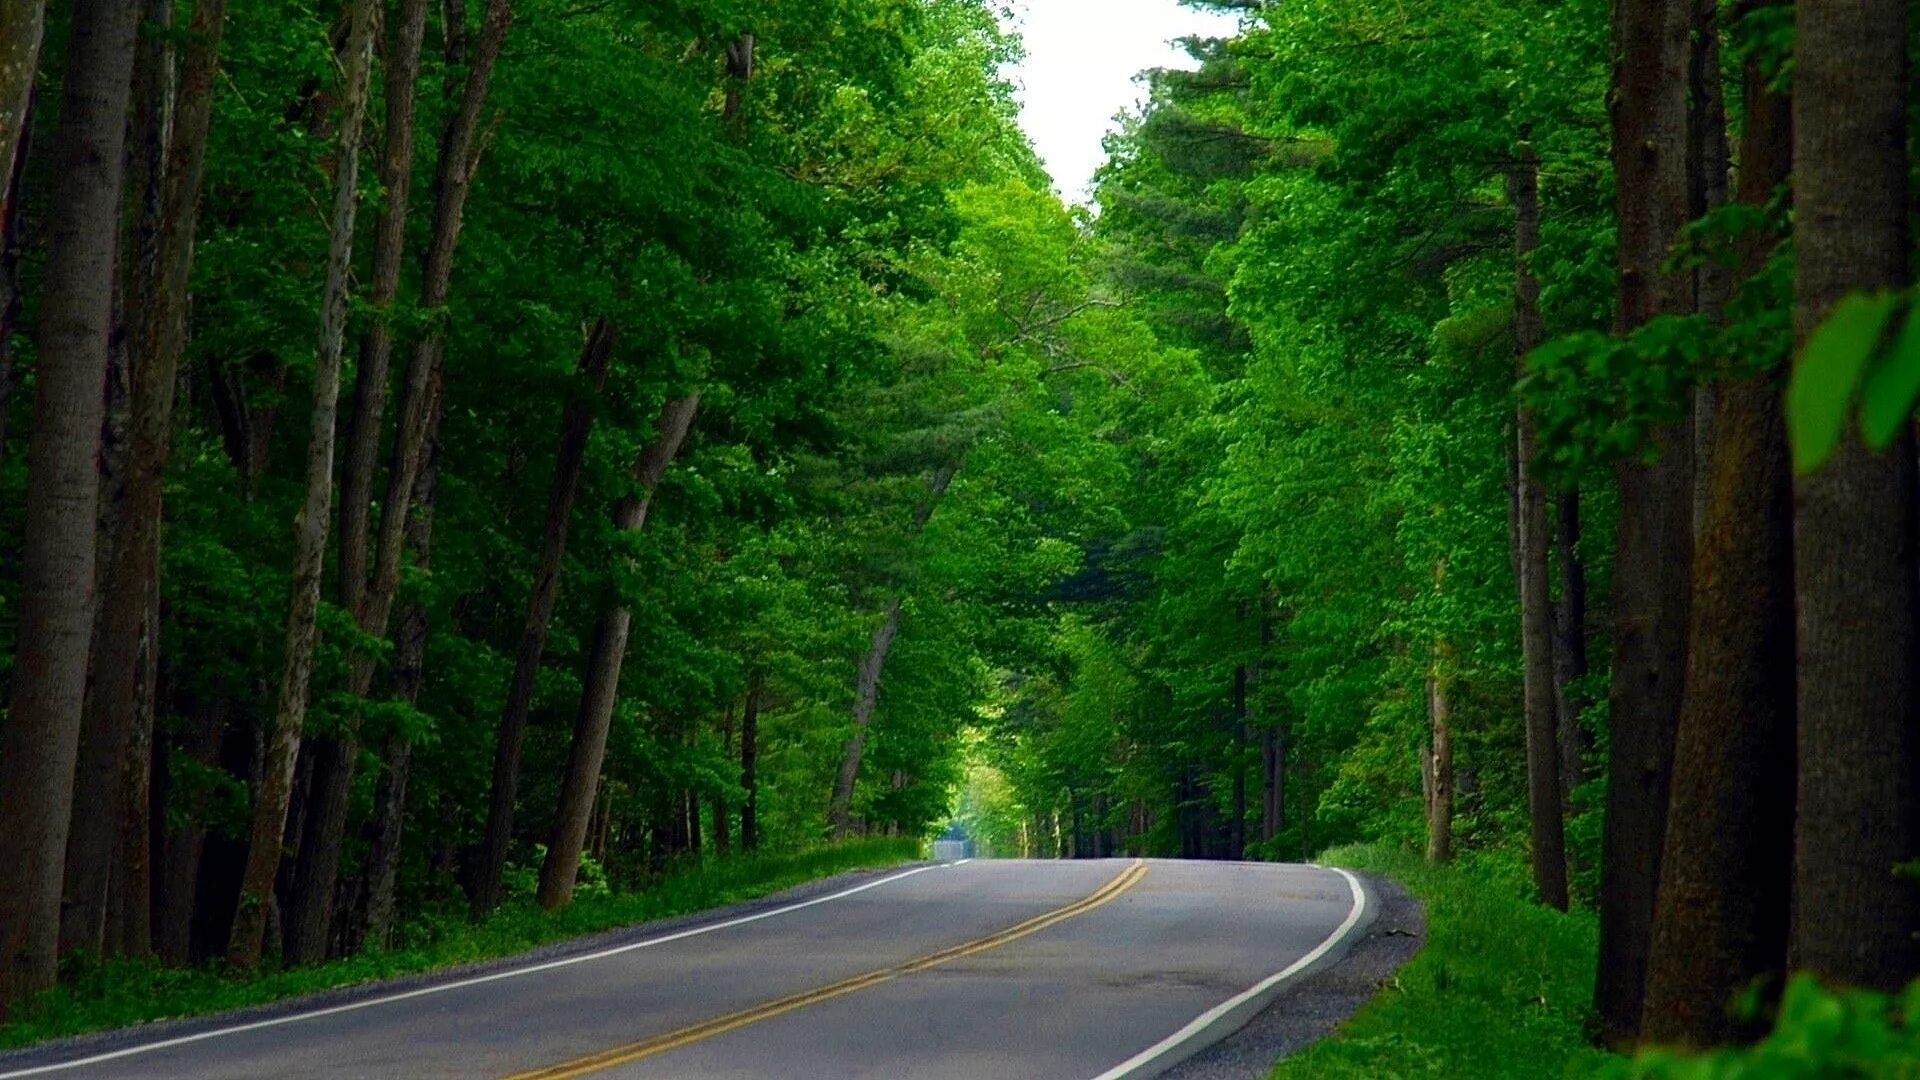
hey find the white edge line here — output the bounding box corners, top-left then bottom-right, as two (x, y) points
(1086, 865), (1370, 1080)
(0, 862), (952, 1078)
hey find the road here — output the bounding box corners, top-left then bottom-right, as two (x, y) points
(0, 859), (1373, 1080)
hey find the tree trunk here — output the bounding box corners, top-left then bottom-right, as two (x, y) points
(536, 393), (700, 910)
(829, 599), (903, 837)
(349, 433), (438, 953)
(0, 83), (31, 465)
(1512, 143), (1568, 911)
(154, 700), (224, 965)
(1551, 489), (1590, 808)
(712, 703), (733, 857)
(68, 0), (227, 965)
(337, 0), (429, 623)
(1229, 663), (1247, 860)
(288, 0), (513, 960)
(1260, 722), (1283, 843)
(1642, 21), (1794, 1040)
(1595, 0), (1695, 1045)
(0, 0), (144, 1015)
(225, 0), (379, 972)
(1687, 0), (1731, 541)
(1787, 0), (1920, 989)
(826, 463), (959, 836)
(472, 319), (615, 918)
(0, 0), (46, 232)
(740, 675), (760, 852)
(1422, 659), (1454, 865)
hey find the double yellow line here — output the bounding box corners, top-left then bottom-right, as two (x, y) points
(506, 860), (1149, 1080)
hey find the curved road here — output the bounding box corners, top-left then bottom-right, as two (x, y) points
(0, 859), (1374, 1080)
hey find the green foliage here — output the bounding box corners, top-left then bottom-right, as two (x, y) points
(1269, 845), (1611, 1080)
(1613, 977), (1920, 1079)
(1786, 290), (1903, 473)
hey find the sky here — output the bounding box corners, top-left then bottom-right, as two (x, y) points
(1002, 0), (1242, 201)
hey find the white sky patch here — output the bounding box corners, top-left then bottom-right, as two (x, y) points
(1003, 0), (1243, 201)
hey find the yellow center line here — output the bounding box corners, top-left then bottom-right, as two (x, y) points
(503, 859), (1150, 1080)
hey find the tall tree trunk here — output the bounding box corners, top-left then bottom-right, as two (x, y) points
(1595, 0), (1695, 1045)
(826, 463), (959, 836)
(1787, 0), (1920, 988)
(225, 0), (379, 972)
(1512, 142), (1568, 911)
(1687, 0), (1731, 541)
(740, 674), (760, 852)
(348, 431), (438, 953)
(0, 84), (31, 464)
(0, 0), (46, 234)
(62, 0), (168, 960)
(1642, 17), (1794, 1040)
(1229, 663), (1247, 860)
(154, 700), (224, 965)
(68, 0), (227, 964)
(0, 0), (144, 1015)
(286, 0), (512, 963)
(1260, 723), (1283, 843)
(1551, 490), (1590, 807)
(337, 0), (429, 622)
(828, 599), (902, 838)
(471, 319), (615, 918)
(1422, 651), (1454, 865)
(712, 703), (733, 857)
(536, 393), (700, 910)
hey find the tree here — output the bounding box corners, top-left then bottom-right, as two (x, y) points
(1641, 0), (1795, 1041)
(0, 0), (146, 1014)
(1511, 142), (1567, 910)
(1594, 0), (1696, 1045)
(226, 0), (381, 972)
(1786, 0), (1920, 989)
(472, 320), (615, 918)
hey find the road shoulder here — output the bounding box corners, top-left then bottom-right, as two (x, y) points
(1156, 871), (1424, 1080)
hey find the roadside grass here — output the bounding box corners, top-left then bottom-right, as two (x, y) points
(1270, 844), (1615, 1080)
(0, 838), (921, 1050)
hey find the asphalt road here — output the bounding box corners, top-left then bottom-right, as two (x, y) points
(0, 859), (1375, 1080)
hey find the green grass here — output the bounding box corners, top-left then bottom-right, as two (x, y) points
(0, 838), (920, 1050)
(1269, 844), (1616, 1079)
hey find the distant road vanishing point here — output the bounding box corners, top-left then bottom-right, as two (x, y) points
(0, 860), (1373, 1080)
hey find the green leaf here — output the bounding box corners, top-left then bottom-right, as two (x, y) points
(1787, 290), (1899, 474)
(1860, 301), (1920, 449)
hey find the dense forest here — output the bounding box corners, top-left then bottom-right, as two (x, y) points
(0, 0), (1914, 1064)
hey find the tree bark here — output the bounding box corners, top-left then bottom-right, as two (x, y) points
(0, 83), (30, 465)
(1595, 0), (1695, 1045)
(1642, 20), (1794, 1040)
(0, 0), (144, 1015)
(286, 0), (512, 963)
(472, 319), (615, 918)
(828, 599), (902, 837)
(1229, 663), (1247, 860)
(1551, 489), (1590, 808)
(712, 703), (733, 856)
(1686, 0), (1731, 539)
(68, 0), (227, 964)
(1422, 650), (1454, 865)
(536, 393), (700, 910)
(225, 0), (379, 972)
(740, 674), (760, 852)
(336, 0), (429, 623)
(1511, 143), (1568, 911)
(0, 0), (46, 236)
(827, 463), (959, 836)
(349, 430), (438, 953)
(1787, 0), (1920, 989)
